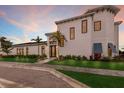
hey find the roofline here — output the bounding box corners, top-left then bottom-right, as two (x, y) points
(55, 12), (94, 25)
(12, 41), (47, 47)
(114, 21), (123, 25)
(84, 5), (120, 15)
(55, 5), (120, 25)
(45, 32), (56, 36)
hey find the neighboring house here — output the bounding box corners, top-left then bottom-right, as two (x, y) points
(10, 42), (47, 56)
(46, 5), (122, 59)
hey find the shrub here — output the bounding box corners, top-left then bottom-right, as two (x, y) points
(89, 55), (94, 61)
(82, 56), (88, 60)
(71, 55), (76, 60)
(59, 55), (64, 60)
(76, 55), (82, 60)
(100, 57), (111, 62)
(40, 54), (47, 60)
(64, 55), (72, 59)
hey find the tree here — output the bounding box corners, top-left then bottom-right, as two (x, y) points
(0, 37), (13, 55)
(31, 36), (42, 56)
(51, 31), (67, 59)
(2, 40), (13, 55)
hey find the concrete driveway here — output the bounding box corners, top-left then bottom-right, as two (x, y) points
(0, 66), (72, 88)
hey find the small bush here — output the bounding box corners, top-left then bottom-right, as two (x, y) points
(59, 55), (64, 60)
(76, 55), (82, 60)
(40, 54), (47, 60)
(71, 55), (76, 60)
(100, 57), (111, 62)
(64, 55), (72, 59)
(82, 56), (88, 60)
(89, 55), (94, 61)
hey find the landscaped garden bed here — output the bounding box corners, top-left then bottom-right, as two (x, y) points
(59, 70), (124, 88)
(48, 55), (124, 70)
(0, 55), (46, 63)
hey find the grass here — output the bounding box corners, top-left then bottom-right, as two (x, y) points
(48, 59), (124, 70)
(0, 57), (37, 63)
(59, 70), (124, 88)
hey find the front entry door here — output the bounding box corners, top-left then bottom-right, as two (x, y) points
(50, 45), (56, 57)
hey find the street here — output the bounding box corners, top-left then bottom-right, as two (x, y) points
(0, 65), (72, 88)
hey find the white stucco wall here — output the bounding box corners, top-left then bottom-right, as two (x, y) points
(91, 10), (116, 57)
(56, 10), (118, 58)
(10, 44), (47, 56)
(57, 17), (93, 58)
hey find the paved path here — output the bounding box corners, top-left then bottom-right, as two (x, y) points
(39, 64), (124, 77)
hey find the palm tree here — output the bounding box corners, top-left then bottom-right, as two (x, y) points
(31, 36), (42, 56)
(51, 31), (67, 59)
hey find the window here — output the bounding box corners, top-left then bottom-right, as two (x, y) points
(16, 48), (18, 55)
(19, 49), (21, 55)
(22, 48), (24, 55)
(94, 21), (101, 31)
(70, 27), (75, 40)
(41, 46), (45, 55)
(82, 20), (87, 33)
(26, 47), (28, 55)
(60, 35), (64, 47)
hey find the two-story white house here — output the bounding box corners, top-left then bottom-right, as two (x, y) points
(46, 5), (122, 59)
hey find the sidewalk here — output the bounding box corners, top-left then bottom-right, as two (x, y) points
(40, 64), (124, 77)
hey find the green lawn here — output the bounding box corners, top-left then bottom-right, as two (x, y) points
(59, 70), (124, 88)
(48, 59), (124, 70)
(0, 57), (37, 63)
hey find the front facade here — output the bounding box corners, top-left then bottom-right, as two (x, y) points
(46, 5), (122, 59)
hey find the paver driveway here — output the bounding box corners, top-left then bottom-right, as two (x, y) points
(0, 66), (72, 88)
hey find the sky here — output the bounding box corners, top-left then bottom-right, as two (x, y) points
(0, 5), (124, 50)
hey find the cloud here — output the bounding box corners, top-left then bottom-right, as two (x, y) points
(0, 10), (6, 16)
(5, 17), (40, 32)
(0, 6), (55, 33)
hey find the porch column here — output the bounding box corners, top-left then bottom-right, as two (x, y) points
(47, 37), (50, 59)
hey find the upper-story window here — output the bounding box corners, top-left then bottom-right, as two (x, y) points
(94, 21), (101, 31)
(70, 27), (75, 40)
(82, 20), (87, 33)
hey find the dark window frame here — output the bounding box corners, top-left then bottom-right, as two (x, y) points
(60, 35), (64, 47)
(70, 27), (75, 40)
(94, 21), (101, 31)
(81, 20), (88, 33)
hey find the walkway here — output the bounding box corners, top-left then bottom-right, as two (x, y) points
(40, 64), (124, 77)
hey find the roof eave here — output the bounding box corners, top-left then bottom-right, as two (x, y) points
(55, 12), (95, 25)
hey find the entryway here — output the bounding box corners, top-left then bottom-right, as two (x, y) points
(50, 45), (57, 57)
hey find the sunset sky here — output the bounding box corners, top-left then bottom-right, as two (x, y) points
(0, 5), (124, 50)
